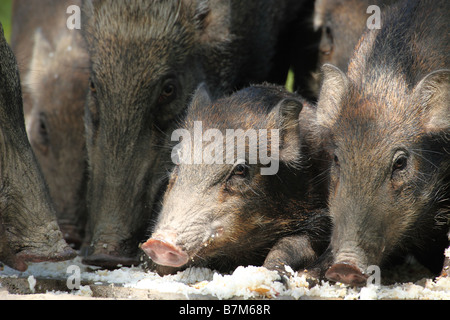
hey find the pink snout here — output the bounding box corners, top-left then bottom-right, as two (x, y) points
(325, 263), (368, 287)
(141, 235), (189, 268)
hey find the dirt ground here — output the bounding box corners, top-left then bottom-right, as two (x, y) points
(1, 256), (449, 300)
(0, 277), (211, 300)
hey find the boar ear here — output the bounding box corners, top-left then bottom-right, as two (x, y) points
(316, 64), (348, 128)
(191, 0), (231, 44)
(190, 83), (212, 109)
(271, 98), (304, 163)
(414, 69), (450, 132)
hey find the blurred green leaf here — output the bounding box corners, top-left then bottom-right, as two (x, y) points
(0, 0), (12, 43)
(285, 68), (295, 93)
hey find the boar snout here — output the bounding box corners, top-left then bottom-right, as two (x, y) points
(325, 263), (368, 287)
(326, 239), (374, 286)
(142, 232), (189, 268)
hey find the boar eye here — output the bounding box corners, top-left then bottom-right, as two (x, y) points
(319, 24), (334, 56)
(158, 80), (178, 105)
(325, 25), (333, 39)
(37, 113), (48, 139)
(89, 79), (96, 93)
(225, 163), (250, 192)
(39, 118), (47, 137)
(393, 155), (408, 172)
(333, 154), (340, 167)
(226, 163), (249, 184)
(233, 164), (248, 177)
(35, 114), (49, 154)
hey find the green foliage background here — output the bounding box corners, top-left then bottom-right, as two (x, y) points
(0, 0), (12, 42)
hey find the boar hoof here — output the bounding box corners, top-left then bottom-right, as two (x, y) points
(141, 238), (189, 268)
(325, 263), (368, 287)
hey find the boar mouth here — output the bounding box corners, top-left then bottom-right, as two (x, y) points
(186, 226), (225, 263)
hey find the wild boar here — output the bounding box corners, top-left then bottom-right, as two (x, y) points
(11, 0), (89, 248)
(80, 0), (317, 268)
(0, 23), (76, 271)
(315, 0), (449, 286)
(141, 84), (331, 277)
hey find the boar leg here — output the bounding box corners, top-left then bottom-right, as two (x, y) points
(263, 235), (318, 282)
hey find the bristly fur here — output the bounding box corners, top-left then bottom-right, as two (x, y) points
(79, 0), (317, 267)
(150, 84), (331, 275)
(315, 0), (449, 275)
(0, 23), (75, 270)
